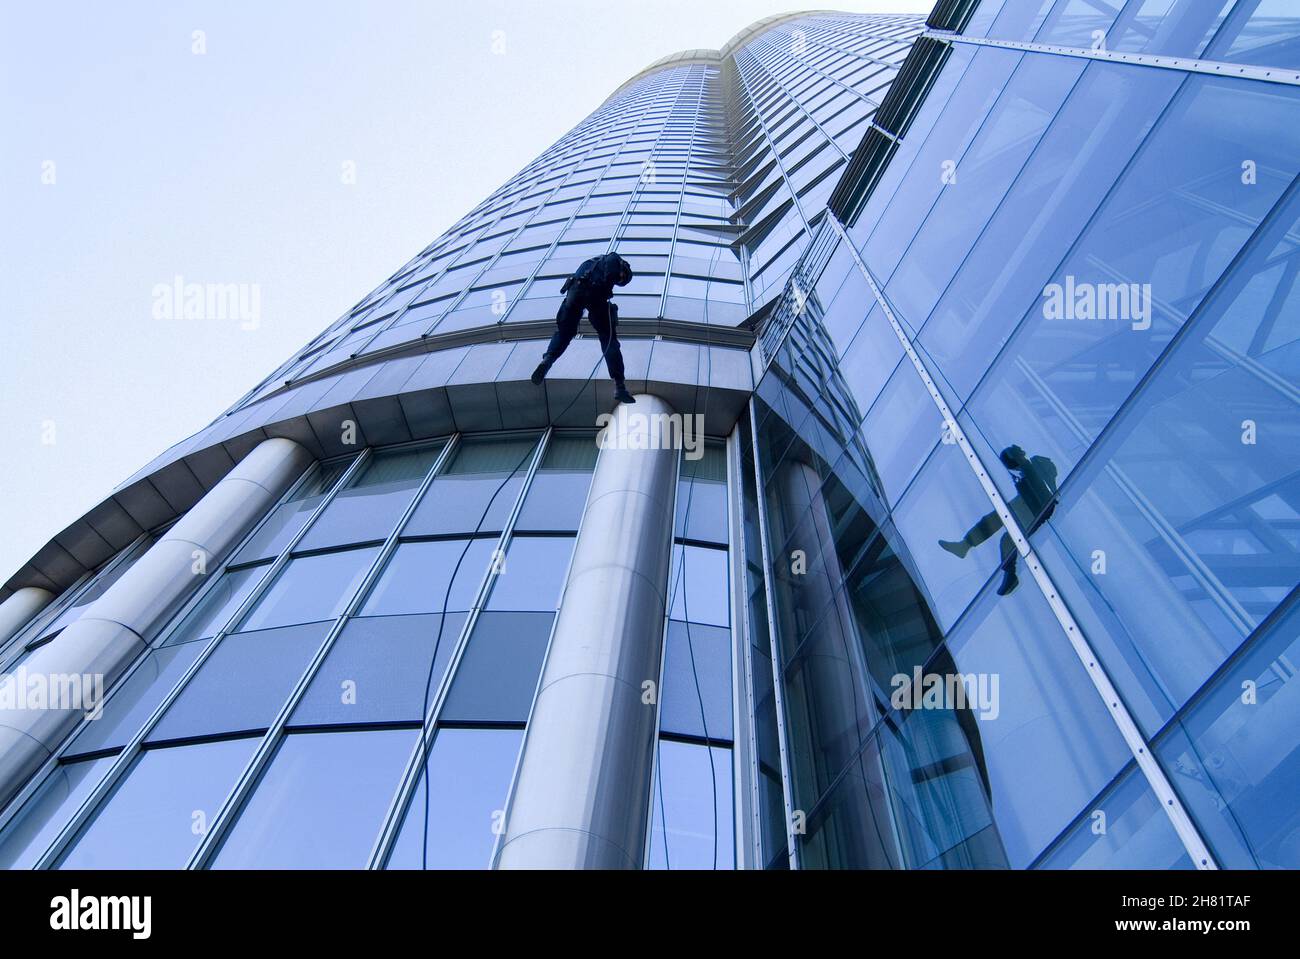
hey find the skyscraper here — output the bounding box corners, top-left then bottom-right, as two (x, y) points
(0, 2), (1296, 871)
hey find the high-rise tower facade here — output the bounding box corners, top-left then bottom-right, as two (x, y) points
(1, 3), (1297, 871)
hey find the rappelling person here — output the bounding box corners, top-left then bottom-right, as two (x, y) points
(938, 445), (1058, 596)
(531, 250), (636, 404)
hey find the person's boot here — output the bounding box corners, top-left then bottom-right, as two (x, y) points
(613, 382), (636, 404)
(996, 567), (1019, 596)
(938, 539), (969, 559)
(530, 357), (553, 385)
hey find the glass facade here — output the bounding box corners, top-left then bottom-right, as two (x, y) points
(3, 3), (1298, 870)
(749, 0), (1300, 870)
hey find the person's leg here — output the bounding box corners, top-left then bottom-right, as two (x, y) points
(533, 289), (581, 384)
(589, 299), (633, 403)
(996, 532), (1019, 595)
(588, 300), (627, 383)
(939, 509), (1001, 558)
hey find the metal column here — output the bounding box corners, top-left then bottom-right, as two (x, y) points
(0, 588), (54, 647)
(496, 395), (678, 869)
(0, 437), (312, 808)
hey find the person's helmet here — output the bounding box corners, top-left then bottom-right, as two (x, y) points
(615, 257), (633, 287)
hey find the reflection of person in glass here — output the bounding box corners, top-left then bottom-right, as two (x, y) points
(939, 445), (1058, 596)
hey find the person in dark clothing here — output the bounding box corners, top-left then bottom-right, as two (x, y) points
(531, 251), (635, 404)
(939, 445), (1058, 596)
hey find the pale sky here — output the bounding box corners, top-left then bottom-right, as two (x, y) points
(0, 0), (932, 584)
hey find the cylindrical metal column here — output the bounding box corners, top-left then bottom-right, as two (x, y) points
(496, 395), (678, 869)
(0, 437), (313, 807)
(0, 587), (54, 647)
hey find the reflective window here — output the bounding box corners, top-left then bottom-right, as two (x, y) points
(675, 442), (729, 545)
(0, 757), (115, 869)
(58, 737), (259, 869)
(648, 741), (734, 869)
(1038, 183), (1300, 715)
(146, 622), (332, 743)
(668, 544), (730, 628)
(966, 76), (1300, 482)
(212, 728), (418, 869)
(1156, 597), (1300, 869)
(66, 640), (207, 757)
(237, 547), (378, 632)
(439, 612), (554, 723)
(289, 613), (469, 728)
(936, 577), (1131, 867)
(514, 434), (597, 532)
(660, 621), (733, 742)
(233, 461), (349, 564)
(916, 62), (1183, 405)
(296, 446), (441, 551)
(360, 539), (495, 616)
(163, 565), (265, 646)
(484, 536), (574, 611)
(1206, 0), (1300, 68)
(406, 436), (537, 537)
(387, 727), (522, 869)
(1108, 0), (1234, 58)
(800, 734), (904, 869)
(1037, 764), (1193, 869)
(890, 443), (1004, 631)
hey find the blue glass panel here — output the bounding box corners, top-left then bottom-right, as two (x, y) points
(917, 62), (1182, 404)
(1034, 0), (1122, 47)
(800, 734), (904, 868)
(146, 622), (332, 743)
(439, 611), (553, 723)
(289, 613), (468, 727)
(783, 593), (879, 803)
(514, 434), (597, 533)
(66, 640), (207, 757)
(648, 741), (734, 870)
(885, 52), (1085, 333)
(669, 544), (730, 628)
(232, 461), (348, 564)
(987, 0), (1056, 41)
(862, 362), (941, 506)
(837, 304), (903, 418)
(58, 737), (259, 869)
(1205, 0), (1300, 69)
(890, 442), (1004, 631)
(877, 704), (1008, 869)
(163, 565), (265, 646)
(1038, 763), (1193, 869)
(360, 539), (495, 616)
(861, 48), (1022, 287)
(405, 436), (537, 537)
(966, 76), (1300, 482)
(0, 756), (115, 869)
(1156, 597), (1300, 869)
(296, 446), (440, 552)
(938, 576), (1131, 867)
(387, 727), (522, 869)
(237, 547), (377, 632)
(675, 442), (729, 546)
(485, 536), (574, 611)
(1108, 0), (1234, 57)
(661, 621), (733, 742)
(212, 728), (418, 869)
(1034, 181), (1300, 713)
